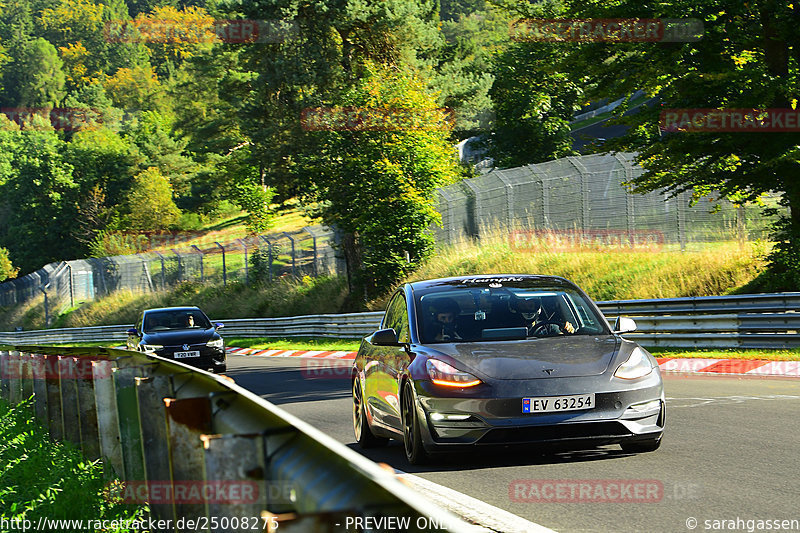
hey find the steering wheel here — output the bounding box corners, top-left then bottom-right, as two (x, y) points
(529, 320), (565, 336)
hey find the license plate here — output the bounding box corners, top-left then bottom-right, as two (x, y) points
(522, 394), (595, 413)
(174, 350), (200, 359)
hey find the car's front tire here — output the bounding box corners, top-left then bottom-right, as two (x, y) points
(402, 383), (429, 465)
(621, 437), (662, 453)
(353, 378), (388, 448)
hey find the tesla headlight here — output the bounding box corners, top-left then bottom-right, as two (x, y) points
(426, 359), (482, 388)
(614, 347), (654, 380)
(141, 344), (163, 353)
(207, 338), (224, 348)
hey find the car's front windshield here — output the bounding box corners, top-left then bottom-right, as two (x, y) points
(415, 279), (609, 343)
(143, 310), (212, 332)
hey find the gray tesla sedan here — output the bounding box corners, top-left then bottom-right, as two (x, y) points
(352, 275), (665, 464)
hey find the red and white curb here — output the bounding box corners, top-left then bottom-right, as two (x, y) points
(227, 348), (800, 377)
(226, 346), (357, 360)
(655, 357), (800, 377)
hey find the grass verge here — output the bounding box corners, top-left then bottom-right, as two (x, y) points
(227, 337), (363, 352)
(225, 338), (800, 361)
(0, 398), (144, 530)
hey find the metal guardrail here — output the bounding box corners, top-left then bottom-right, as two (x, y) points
(0, 346), (478, 532)
(0, 294), (798, 348)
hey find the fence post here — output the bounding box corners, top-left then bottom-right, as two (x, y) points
(40, 283), (50, 328)
(192, 245), (204, 282)
(75, 356), (101, 460)
(154, 251), (166, 289)
(44, 354), (64, 441)
(31, 353), (48, 423)
(302, 227), (318, 277)
(237, 239), (249, 284)
(171, 249), (183, 282)
(259, 236), (274, 282)
(215, 242), (227, 286)
(281, 232), (297, 278)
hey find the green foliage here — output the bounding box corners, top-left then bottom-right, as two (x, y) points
(305, 66), (460, 298)
(123, 167), (181, 230)
(232, 181), (276, 235)
(0, 398), (144, 529)
(0, 119), (82, 273)
(0, 246), (18, 281)
(489, 42), (580, 166)
(1, 37), (66, 107)
(540, 0), (800, 287)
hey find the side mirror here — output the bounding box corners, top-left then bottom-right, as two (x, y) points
(126, 328), (139, 336)
(371, 328), (400, 346)
(614, 317), (637, 334)
(215, 323), (224, 329)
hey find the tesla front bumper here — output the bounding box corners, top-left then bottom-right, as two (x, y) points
(412, 373), (664, 450)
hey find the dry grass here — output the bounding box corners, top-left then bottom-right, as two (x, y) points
(397, 235), (765, 303)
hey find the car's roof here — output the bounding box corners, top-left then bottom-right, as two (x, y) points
(143, 306), (203, 313)
(407, 274), (573, 291)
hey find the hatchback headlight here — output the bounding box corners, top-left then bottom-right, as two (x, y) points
(426, 359), (482, 388)
(207, 338), (224, 348)
(141, 344), (163, 353)
(614, 347), (654, 380)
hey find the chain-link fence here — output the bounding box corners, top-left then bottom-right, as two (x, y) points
(434, 152), (782, 248)
(0, 153), (787, 317)
(0, 226), (345, 314)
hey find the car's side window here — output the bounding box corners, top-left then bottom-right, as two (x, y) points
(383, 293), (410, 343)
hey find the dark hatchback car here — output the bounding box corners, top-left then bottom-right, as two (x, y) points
(352, 275), (665, 464)
(126, 306), (226, 373)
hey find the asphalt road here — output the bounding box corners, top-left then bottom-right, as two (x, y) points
(226, 355), (800, 533)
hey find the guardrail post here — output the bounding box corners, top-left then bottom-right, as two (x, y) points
(59, 356), (81, 445)
(45, 354), (64, 441)
(76, 356), (101, 460)
(114, 363), (151, 482)
(93, 359), (124, 477)
(135, 373), (176, 522)
(215, 242), (227, 287)
(20, 352), (33, 400)
(164, 396), (213, 522)
(31, 353), (49, 422)
(7, 350), (21, 405)
(200, 433), (272, 527)
(0, 349), (10, 402)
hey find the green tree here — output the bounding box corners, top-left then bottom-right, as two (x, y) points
(0, 246), (18, 281)
(542, 0), (800, 287)
(123, 166), (181, 230)
(0, 118), (81, 273)
(489, 42), (580, 167)
(1, 37), (66, 107)
(306, 66), (460, 298)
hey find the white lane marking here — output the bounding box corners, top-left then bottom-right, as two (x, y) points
(666, 395), (800, 408)
(395, 470), (555, 533)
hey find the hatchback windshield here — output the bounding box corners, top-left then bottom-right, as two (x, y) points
(415, 282), (608, 343)
(143, 310), (212, 332)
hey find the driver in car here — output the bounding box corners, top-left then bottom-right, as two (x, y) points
(431, 298), (463, 342)
(512, 296), (575, 336)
